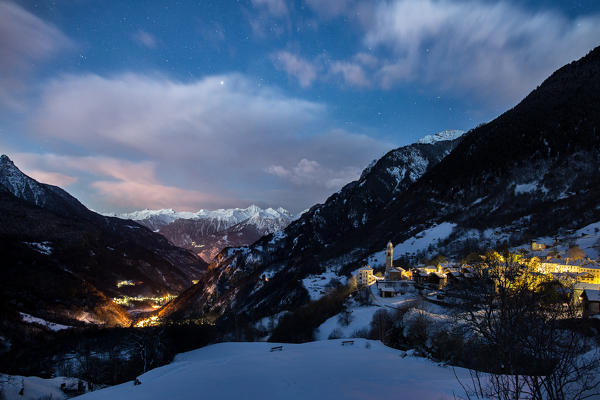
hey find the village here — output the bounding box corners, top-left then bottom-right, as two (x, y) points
(356, 241), (600, 318)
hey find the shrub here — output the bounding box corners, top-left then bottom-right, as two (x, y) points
(328, 328), (343, 340)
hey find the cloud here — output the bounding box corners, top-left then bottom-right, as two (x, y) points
(299, 0), (600, 103)
(0, 1), (72, 108)
(251, 0), (288, 17)
(27, 73), (392, 212)
(11, 152), (236, 211)
(304, 0), (355, 18)
(266, 158), (362, 189)
(90, 181), (227, 211)
(329, 61), (370, 87)
(132, 30), (157, 48)
(25, 170), (78, 187)
(272, 51), (319, 87)
(358, 0), (600, 103)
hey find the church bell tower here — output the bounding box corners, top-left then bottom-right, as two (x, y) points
(385, 241), (393, 278)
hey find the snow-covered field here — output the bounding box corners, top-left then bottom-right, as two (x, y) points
(75, 340), (472, 400)
(302, 269), (347, 301)
(19, 312), (71, 331)
(316, 306), (380, 340)
(0, 374), (89, 400)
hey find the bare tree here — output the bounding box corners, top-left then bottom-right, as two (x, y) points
(568, 246), (586, 260)
(338, 308), (353, 327)
(130, 327), (167, 374)
(458, 251), (600, 400)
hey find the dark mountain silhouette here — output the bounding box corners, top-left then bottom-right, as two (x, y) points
(0, 156), (207, 326)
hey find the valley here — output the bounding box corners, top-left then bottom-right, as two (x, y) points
(111, 205), (297, 263)
(1, 5), (599, 397)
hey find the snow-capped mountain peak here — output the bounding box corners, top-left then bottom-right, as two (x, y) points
(111, 204), (295, 227)
(0, 154), (90, 219)
(0, 154), (46, 206)
(109, 204), (298, 262)
(417, 129), (466, 145)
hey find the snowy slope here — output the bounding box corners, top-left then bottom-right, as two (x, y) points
(0, 154), (90, 219)
(417, 129), (465, 144)
(368, 222), (457, 265)
(76, 340), (473, 400)
(512, 220), (600, 259)
(0, 374), (90, 400)
(0, 155), (47, 206)
(19, 312), (71, 331)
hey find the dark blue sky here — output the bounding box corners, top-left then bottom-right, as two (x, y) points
(1, 0), (599, 212)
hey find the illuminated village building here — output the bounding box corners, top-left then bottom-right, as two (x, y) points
(375, 241), (413, 297)
(531, 256), (600, 284)
(357, 266), (377, 287)
(531, 241), (547, 251)
(359, 239), (600, 316)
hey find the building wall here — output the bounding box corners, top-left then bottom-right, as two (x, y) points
(537, 262), (600, 284)
(358, 269), (376, 286)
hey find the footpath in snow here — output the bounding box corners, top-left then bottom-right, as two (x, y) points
(76, 340), (471, 400)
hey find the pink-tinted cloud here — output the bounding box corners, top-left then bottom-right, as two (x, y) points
(11, 152), (237, 211)
(90, 181), (230, 211)
(25, 170), (78, 187)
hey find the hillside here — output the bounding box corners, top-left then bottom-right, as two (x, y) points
(159, 46), (600, 330)
(75, 340), (472, 400)
(159, 131), (464, 321)
(0, 156), (207, 326)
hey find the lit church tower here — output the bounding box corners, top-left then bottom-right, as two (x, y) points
(385, 241), (393, 278)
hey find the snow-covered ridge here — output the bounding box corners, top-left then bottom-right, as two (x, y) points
(417, 129), (465, 145)
(0, 154), (47, 206)
(106, 205), (297, 228)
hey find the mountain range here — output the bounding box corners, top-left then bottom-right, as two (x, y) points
(157, 46), (600, 331)
(110, 206), (297, 262)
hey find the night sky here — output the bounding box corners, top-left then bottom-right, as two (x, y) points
(1, 0), (599, 213)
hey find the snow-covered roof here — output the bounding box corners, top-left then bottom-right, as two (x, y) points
(574, 283), (600, 291)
